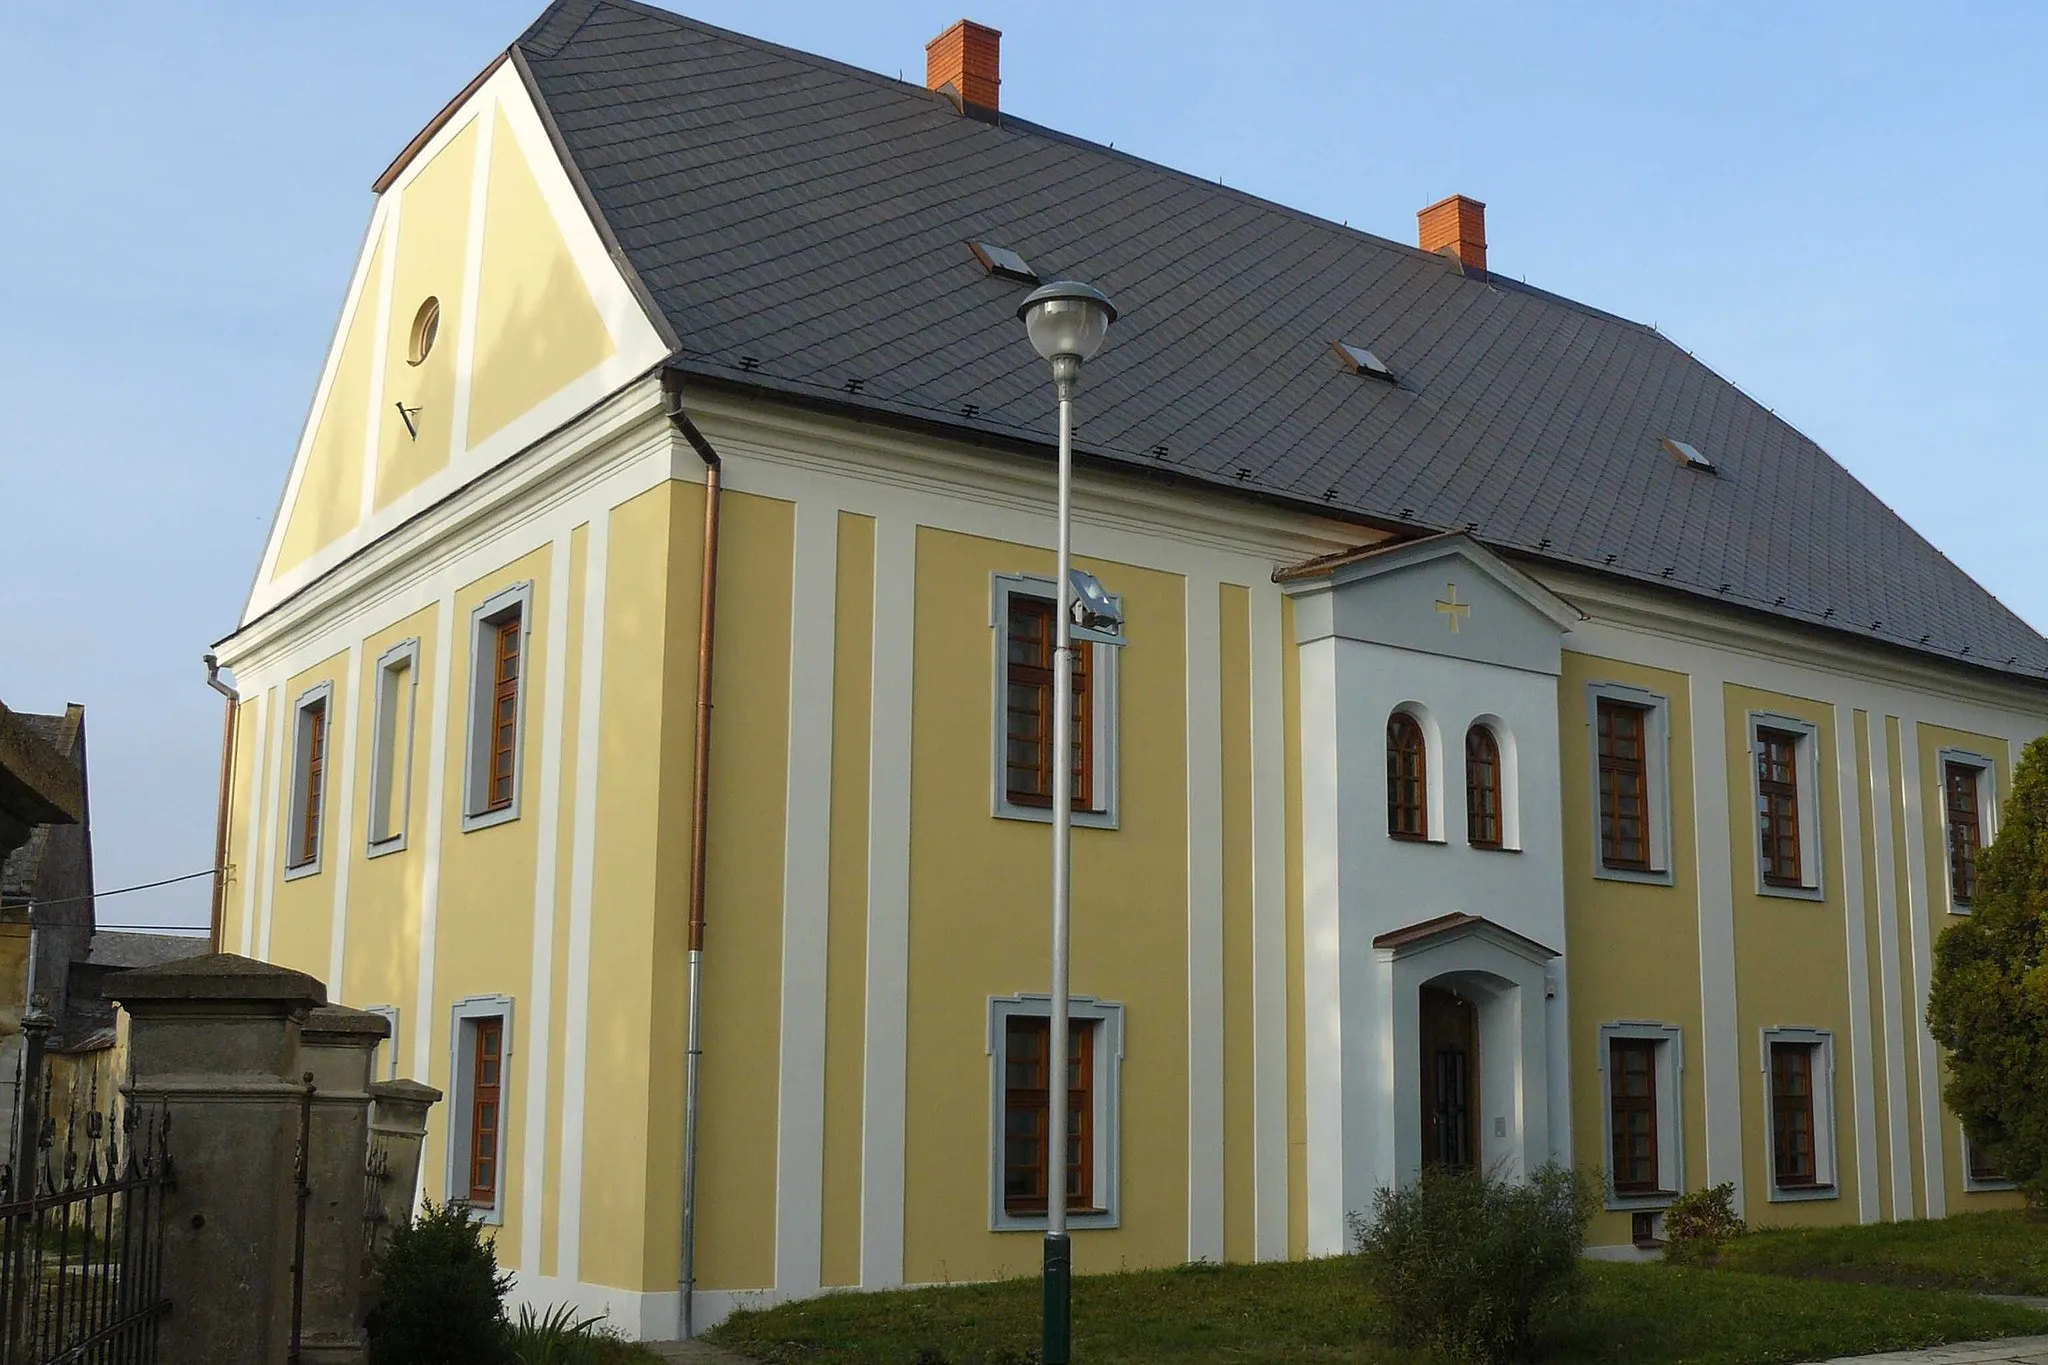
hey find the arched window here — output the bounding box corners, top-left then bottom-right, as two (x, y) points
(1387, 712), (1428, 840)
(1466, 725), (1503, 849)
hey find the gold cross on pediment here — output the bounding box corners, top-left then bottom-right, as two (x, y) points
(1435, 583), (1470, 634)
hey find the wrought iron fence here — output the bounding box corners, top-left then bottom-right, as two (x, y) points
(0, 1013), (171, 1365)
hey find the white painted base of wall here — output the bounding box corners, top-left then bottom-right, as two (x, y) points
(505, 1273), (799, 1340)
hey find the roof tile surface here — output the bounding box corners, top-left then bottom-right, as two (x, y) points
(513, 1), (2048, 680)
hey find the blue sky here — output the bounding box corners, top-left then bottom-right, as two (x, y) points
(3, 1), (2043, 929)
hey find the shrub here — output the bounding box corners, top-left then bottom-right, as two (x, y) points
(1661, 1183), (1744, 1265)
(1928, 735), (2048, 1211)
(367, 1199), (513, 1365)
(1352, 1163), (1597, 1365)
(506, 1303), (667, 1364)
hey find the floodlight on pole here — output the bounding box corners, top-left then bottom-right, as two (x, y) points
(1015, 279), (1118, 1365)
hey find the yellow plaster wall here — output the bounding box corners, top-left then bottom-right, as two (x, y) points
(421, 544), (553, 1267)
(465, 110), (617, 449)
(338, 604), (439, 1055)
(1852, 709), (1895, 1222)
(275, 229), (385, 575)
(901, 527), (1190, 1284)
(268, 652), (351, 981)
(1723, 684), (1855, 1227)
(374, 121), (479, 512)
(663, 485), (794, 1292)
(539, 523), (588, 1279)
(1219, 583), (1256, 1263)
(1914, 720), (2023, 1214)
(1557, 652), (1706, 1250)
(1283, 594), (1307, 1261)
(580, 486), (675, 1292)
(221, 693), (266, 952)
(821, 512), (876, 1289)
(575, 482), (792, 1295)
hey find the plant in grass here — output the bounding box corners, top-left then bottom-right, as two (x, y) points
(366, 1199), (513, 1365)
(1660, 1183), (1744, 1266)
(1928, 735), (2048, 1211)
(1352, 1162), (1598, 1365)
(506, 1302), (663, 1364)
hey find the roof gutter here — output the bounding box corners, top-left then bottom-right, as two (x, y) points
(203, 653), (239, 953)
(663, 368), (722, 1338)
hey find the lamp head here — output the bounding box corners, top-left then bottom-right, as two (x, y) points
(1017, 281), (1117, 367)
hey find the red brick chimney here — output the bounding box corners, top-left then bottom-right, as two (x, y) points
(926, 19), (1001, 119)
(1418, 194), (1487, 273)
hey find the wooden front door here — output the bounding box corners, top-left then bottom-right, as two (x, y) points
(1419, 986), (1479, 1171)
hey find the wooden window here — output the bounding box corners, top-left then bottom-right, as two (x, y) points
(295, 700), (326, 868)
(468, 1017), (504, 1206)
(1946, 762), (1982, 906)
(1609, 1039), (1659, 1195)
(486, 613), (522, 813)
(1770, 1042), (1819, 1188)
(1465, 725), (1503, 849)
(1597, 700), (1650, 870)
(1386, 713), (1428, 840)
(1969, 1137), (2006, 1184)
(1001, 1015), (1096, 1216)
(1756, 728), (1803, 888)
(1004, 595), (1093, 811)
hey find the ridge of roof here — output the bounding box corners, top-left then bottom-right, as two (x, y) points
(505, 1), (2048, 685)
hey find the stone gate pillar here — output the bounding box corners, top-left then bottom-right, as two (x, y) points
(296, 1005), (389, 1365)
(113, 953), (325, 1365)
(365, 1077), (443, 1266)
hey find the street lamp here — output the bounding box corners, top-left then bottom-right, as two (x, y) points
(1016, 280), (1118, 1365)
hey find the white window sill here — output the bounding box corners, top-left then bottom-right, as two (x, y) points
(283, 859), (323, 882)
(1766, 1182), (1839, 1204)
(1605, 1189), (1680, 1213)
(461, 805), (521, 834)
(366, 834), (409, 860)
(1595, 865), (1674, 887)
(994, 803), (1118, 831)
(1759, 882), (1825, 903)
(461, 1202), (504, 1227)
(992, 1209), (1118, 1233)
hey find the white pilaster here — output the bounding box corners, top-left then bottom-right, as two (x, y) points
(1247, 585), (1290, 1261)
(326, 643), (364, 992)
(860, 514), (916, 1288)
(556, 510), (610, 1278)
(518, 533), (576, 1272)
(1687, 670), (1747, 1210)
(1833, 704), (1881, 1223)
(774, 501), (840, 1295)
(1897, 719), (1947, 1218)
(1184, 575), (1225, 1264)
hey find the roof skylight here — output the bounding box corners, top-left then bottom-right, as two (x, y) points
(970, 241), (1038, 283)
(1661, 437), (1716, 473)
(1332, 341), (1394, 381)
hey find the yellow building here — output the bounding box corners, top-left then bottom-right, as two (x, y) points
(210, 3), (2048, 1337)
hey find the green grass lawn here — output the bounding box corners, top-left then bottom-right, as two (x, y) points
(1711, 1210), (2048, 1295)
(707, 1255), (2044, 1364)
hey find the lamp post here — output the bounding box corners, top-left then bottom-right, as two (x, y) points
(1016, 280), (1118, 1365)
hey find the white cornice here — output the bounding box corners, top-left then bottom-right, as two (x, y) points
(682, 390), (1365, 569)
(215, 377), (670, 674)
(1537, 564), (2048, 714)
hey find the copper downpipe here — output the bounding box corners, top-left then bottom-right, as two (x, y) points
(664, 372), (722, 1337)
(204, 653), (239, 952)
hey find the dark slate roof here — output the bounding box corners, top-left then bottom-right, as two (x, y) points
(510, 0), (2048, 682)
(84, 931), (213, 971)
(2, 711), (77, 903)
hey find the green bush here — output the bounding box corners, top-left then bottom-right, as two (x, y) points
(367, 1199), (513, 1365)
(1661, 1183), (1744, 1265)
(1928, 735), (2048, 1210)
(1352, 1164), (1597, 1365)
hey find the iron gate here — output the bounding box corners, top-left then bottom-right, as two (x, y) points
(0, 1015), (172, 1364)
